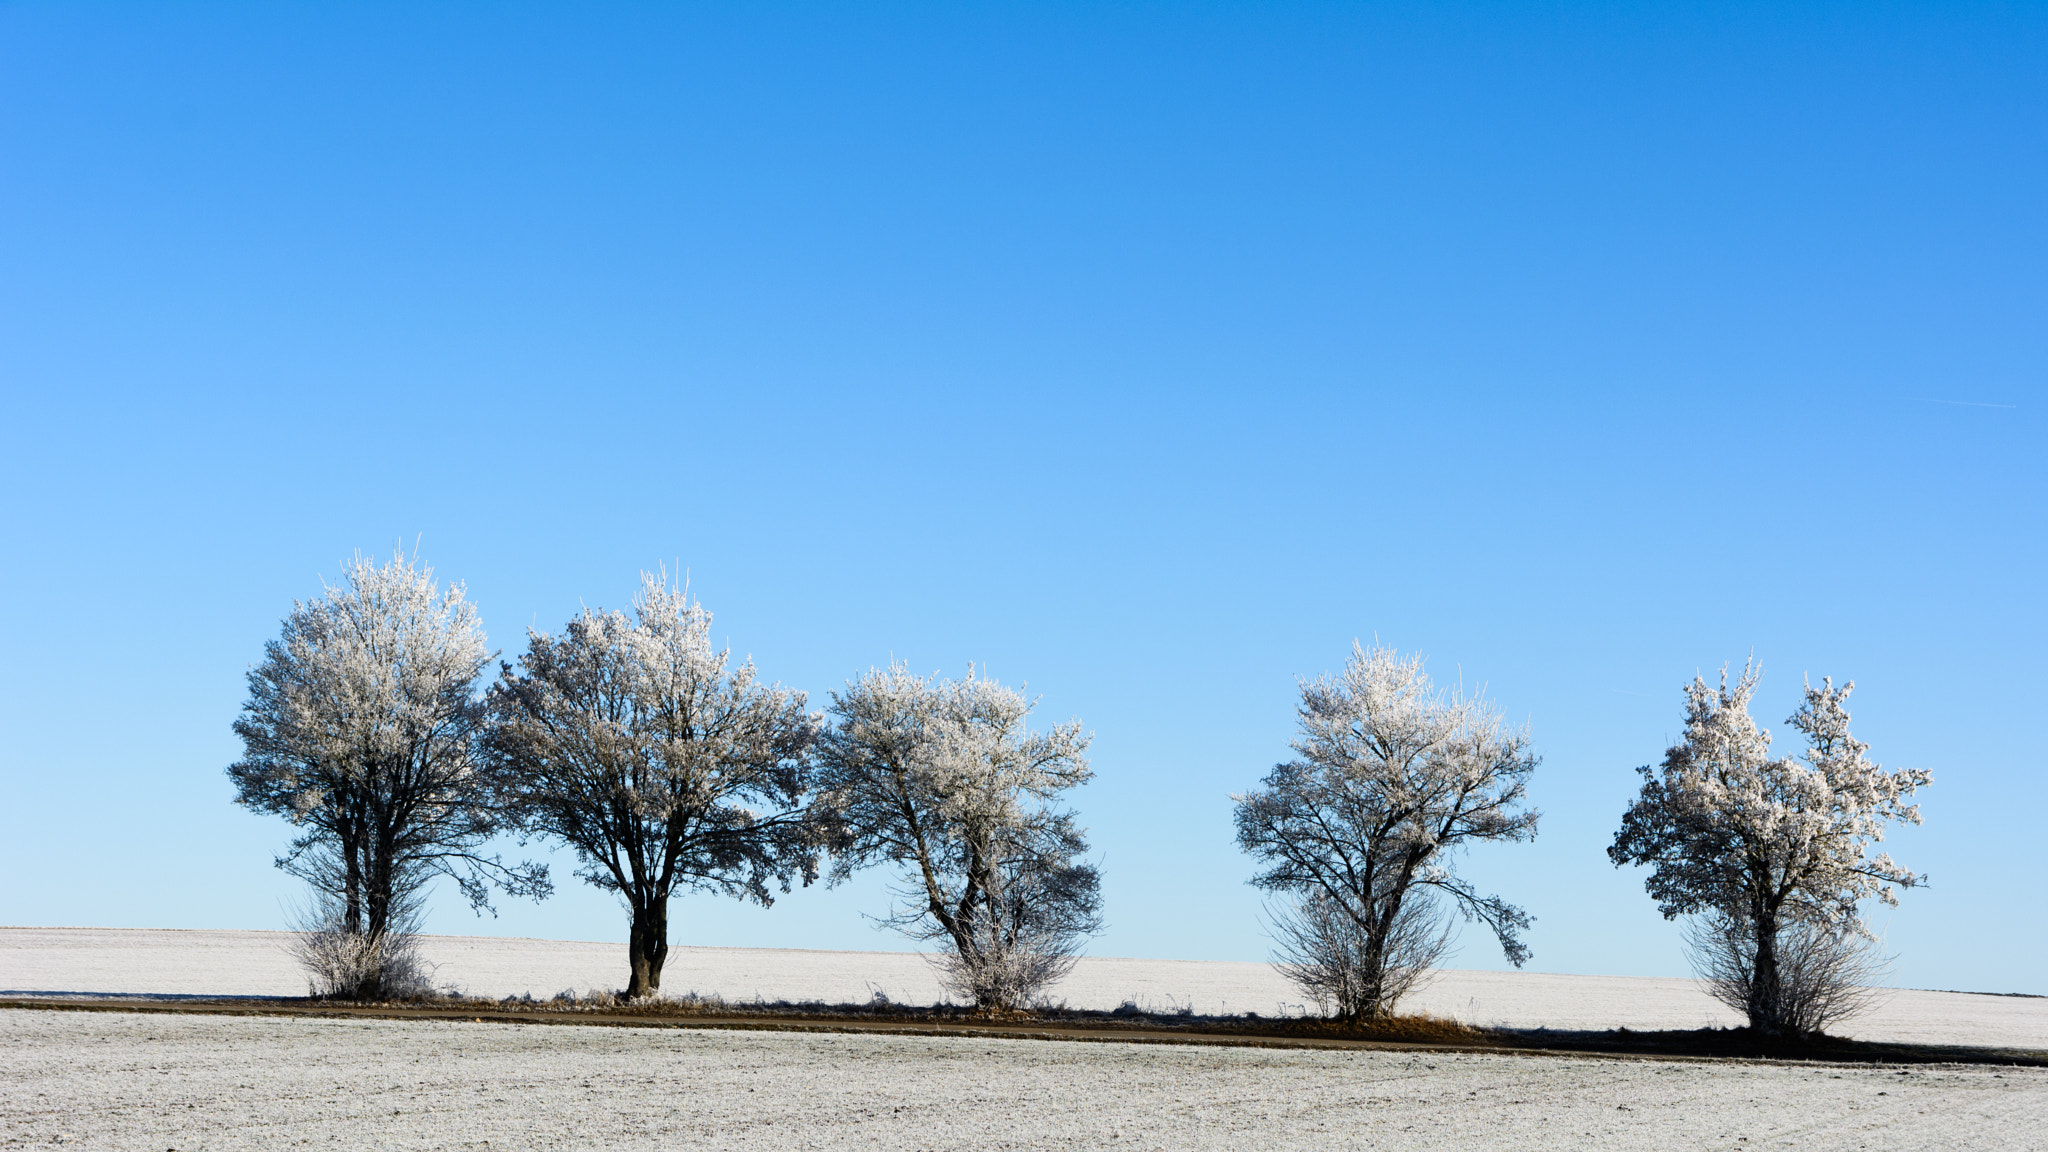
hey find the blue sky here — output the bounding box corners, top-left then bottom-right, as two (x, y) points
(2, 2), (2042, 994)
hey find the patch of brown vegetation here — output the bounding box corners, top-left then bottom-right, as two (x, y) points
(1256, 1013), (1485, 1044)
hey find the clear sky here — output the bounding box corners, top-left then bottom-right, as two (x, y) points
(2, 2), (2041, 995)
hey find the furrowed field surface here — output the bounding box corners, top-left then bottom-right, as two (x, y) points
(5, 1009), (2045, 1152)
(4, 928), (2044, 1049)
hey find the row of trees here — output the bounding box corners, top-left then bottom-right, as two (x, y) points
(232, 551), (1931, 1037)
(1234, 643), (1929, 1037)
(231, 553), (1099, 1005)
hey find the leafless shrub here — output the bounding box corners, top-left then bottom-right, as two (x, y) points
(933, 918), (1081, 1008)
(286, 894), (437, 1000)
(1686, 909), (1892, 1037)
(1270, 888), (1452, 1020)
(933, 856), (1105, 1008)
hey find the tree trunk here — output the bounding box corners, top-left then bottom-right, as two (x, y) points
(939, 842), (1000, 1009)
(342, 828), (364, 936)
(1356, 865), (1418, 1021)
(1748, 904), (1785, 1036)
(626, 900), (670, 999)
(1356, 917), (1391, 1021)
(353, 820), (398, 1001)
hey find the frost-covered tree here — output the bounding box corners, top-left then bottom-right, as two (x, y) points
(1609, 661), (1929, 1037)
(484, 574), (818, 999)
(1235, 643), (1539, 1020)
(229, 550), (547, 998)
(812, 665), (1101, 1011)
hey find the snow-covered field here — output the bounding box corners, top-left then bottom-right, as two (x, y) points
(5, 1008), (2045, 1151)
(4, 927), (2044, 1049)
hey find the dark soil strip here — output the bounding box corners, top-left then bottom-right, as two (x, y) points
(3, 995), (2041, 1069)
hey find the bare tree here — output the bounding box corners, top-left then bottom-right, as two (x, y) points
(484, 573), (818, 999)
(1610, 661), (1929, 1037)
(229, 550), (547, 999)
(1234, 643), (1539, 1021)
(811, 665), (1101, 1011)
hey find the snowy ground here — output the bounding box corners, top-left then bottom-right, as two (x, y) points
(4, 1008), (2045, 1151)
(4, 927), (2045, 1049)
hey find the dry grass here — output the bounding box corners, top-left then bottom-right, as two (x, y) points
(308, 989), (1492, 1048)
(1265, 1012), (1486, 1044)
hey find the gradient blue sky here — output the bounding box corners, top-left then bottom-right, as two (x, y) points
(2, 2), (2042, 994)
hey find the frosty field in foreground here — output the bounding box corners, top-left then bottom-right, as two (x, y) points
(5, 1009), (2044, 1151)
(5, 927), (2044, 1050)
